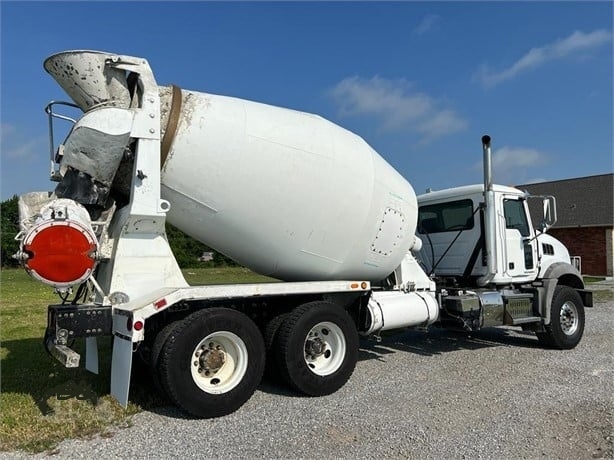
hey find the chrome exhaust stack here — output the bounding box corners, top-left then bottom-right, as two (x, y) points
(478, 135), (498, 286)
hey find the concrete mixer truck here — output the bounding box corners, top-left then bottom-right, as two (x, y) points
(14, 51), (592, 418)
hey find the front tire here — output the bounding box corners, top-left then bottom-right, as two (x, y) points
(537, 286), (585, 349)
(275, 301), (358, 396)
(158, 308), (265, 418)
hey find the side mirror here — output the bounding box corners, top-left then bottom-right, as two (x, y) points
(526, 194), (557, 233)
(540, 196), (557, 232)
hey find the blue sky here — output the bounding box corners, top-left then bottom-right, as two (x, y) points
(1, 2), (612, 200)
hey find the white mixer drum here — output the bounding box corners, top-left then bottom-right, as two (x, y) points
(161, 89), (418, 281)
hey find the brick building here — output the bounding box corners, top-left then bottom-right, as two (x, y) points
(519, 173), (613, 277)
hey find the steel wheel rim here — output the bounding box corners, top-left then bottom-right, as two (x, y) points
(560, 301), (579, 336)
(303, 321), (346, 376)
(191, 331), (248, 394)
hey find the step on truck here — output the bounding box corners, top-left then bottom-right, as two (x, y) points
(14, 51), (593, 418)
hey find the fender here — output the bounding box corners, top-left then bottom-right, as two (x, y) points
(538, 262), (592, 325)
(542, 262), (584, 288)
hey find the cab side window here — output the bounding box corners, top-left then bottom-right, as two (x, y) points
(418, 199), (474, 233)
(503, 199), (530, 237)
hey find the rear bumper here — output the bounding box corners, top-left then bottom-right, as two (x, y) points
(44, 304), (112, 367)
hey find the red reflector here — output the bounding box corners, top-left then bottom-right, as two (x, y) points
(24, 222), (96, 287)
(127, 318), (143, 332)
(154, 298), (167, 309)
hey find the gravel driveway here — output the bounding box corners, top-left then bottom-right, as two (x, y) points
(5, 295), (613, 459)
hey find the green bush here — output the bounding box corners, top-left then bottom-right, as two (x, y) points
(1, 196), (19, 267)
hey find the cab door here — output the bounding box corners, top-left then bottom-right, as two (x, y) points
(502, 197), (539, 280)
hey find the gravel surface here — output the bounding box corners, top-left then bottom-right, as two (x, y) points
(4, 294), (613, 459)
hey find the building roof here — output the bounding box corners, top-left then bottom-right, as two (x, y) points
(518, 173), (613, 228)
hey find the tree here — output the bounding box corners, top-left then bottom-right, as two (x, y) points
(1, 196), (20, 267)
(165, 222), (238, 268)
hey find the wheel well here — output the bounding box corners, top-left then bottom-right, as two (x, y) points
(144, 293), (365, 345)
(556, 273), (584, 290)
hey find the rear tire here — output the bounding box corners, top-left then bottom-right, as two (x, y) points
(275, 301), (358, 396)
(150, 322), (178, 395)
(158, 308), (265, 418)
(264, 313), (289, 379)
(537, 286), (585, 349)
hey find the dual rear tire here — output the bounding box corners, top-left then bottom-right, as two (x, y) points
(270, 301), (359, 396)
(155, 308), (265, 418)
(153, 302), (358, 418)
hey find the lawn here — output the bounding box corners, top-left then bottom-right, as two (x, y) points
(0, 267), (274, 453)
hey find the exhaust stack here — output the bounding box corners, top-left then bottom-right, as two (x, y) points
(478, 135), (497, 286)
(482, 135), (493, 192)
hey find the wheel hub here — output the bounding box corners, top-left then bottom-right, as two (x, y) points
(302, 321), (345, 376)
(196, 343), (226, 375)
(305, 337), (326, 358)
(560, 301), (579, 335)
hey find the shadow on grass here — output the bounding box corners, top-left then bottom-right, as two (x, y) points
(0, 337), (170, 416)
(0, 337), (105, 405)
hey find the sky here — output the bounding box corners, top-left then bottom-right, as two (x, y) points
(1, 1), (612, 201)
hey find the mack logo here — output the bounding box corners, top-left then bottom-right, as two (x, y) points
(36, 380), (98, 415)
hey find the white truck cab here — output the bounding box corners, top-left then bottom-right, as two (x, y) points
(416, 183), (569, 286)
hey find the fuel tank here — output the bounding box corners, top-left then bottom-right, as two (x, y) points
(44, 51), (419, 282)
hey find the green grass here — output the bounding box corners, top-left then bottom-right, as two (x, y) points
(0, 267), (274, 453)
(583, 276), (606, 284)
(583, 276), (614, 303)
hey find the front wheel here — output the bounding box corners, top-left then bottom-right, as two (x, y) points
(537, 286), (585, 349)
(275, 301), (358, 396)
(157, 307), (265, 418)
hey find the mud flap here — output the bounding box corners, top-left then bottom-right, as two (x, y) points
(110, 335), (133, 408)
(85, 337), (99, 374)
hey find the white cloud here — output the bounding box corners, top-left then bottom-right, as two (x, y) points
(416, 109), (467, 142)
(414, 14), (441, 35)
(475, 29), (612, 87)
(330, 76), (467, 142)
(473, 145), (549, 185)
(1, 123), (16, 139)
(1, 124), (45, 161)
(2, 139), (43, 160)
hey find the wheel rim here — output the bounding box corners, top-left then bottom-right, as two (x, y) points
(303, 321), (346, 376)
(560, 301), (579, 336)
(190, 331), (248, 394)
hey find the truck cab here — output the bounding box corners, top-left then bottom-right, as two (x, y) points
(416, 184), (566, 287)
(406, 136), (592, 351)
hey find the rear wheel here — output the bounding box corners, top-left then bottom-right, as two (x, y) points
(158, 307), (265, 418)
(276, 301), (358, 396)
(264, 313), (289, 379)
(150, 321), (181, 395)
(537, 286), (585, 349)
